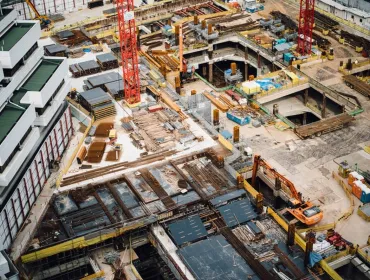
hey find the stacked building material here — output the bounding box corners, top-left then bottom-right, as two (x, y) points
(79, 88), (116, 120)
(96, 53), (119, 70)
(69, 60), (101, 77)
(84, 72), (123, 91)
(105, 80), (124, 100)
(44, 44), (69, 57)
(87, 141), (106, 163)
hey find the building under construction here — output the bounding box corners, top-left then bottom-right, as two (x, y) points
(1, 0), (370, 279)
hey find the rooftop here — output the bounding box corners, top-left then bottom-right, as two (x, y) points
(0, 105), (26, 145)
(20, 59), (63, 92)
(0, 22), (34, 51)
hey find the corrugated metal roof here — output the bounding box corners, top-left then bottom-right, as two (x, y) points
(168, 215), (207, 246)
(218, 198), (257, 227)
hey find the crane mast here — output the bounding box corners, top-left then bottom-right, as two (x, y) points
(297, 0), (316, 55)
(116, 0), (141, 104)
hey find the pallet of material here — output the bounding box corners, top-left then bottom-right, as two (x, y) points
(69, 60), (101, 77)
(84, 72), (122, 91)
(106, 150), (121, 161)
(96, 53), (119, 70)
(343, 75), (370, 98)
(86, 141), (106, 163)
(95, 122), (114, 137)
(93, 103), (116, 120)
(294, 113), (354, 139)
(105, 80), (124, 100)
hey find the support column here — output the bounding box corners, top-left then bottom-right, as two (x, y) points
(304, 231), (315, 266)
(322, 92), (326, 119)
(257, 51), (261, 76)
(256, 193), (264, 214)
(23, 179), (31, 210)
(304, 88), (308, 105)
(11, 198), (19, 231)
(17, 188), (25, 221)
(208, 45), (213, 60)
(244, 47), (249, 60)
(208, 62), (213, 83)
(303, 112), (307, 125)
(287, 223), (295, 246)
(202, 65), (207, 77)
(244, 63), (249, 81)
(3, 211), (12, 243)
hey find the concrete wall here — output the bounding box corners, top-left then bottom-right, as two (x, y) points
(0, 21), (41, 69)
(335, 0), (370, 13)
(0, 105), (73, 251)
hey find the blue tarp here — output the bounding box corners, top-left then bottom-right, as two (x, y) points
(309, 252), (323, 267)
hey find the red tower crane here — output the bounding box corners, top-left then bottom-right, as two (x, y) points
(297, 0), (316, 56)
(116, 0), (141, 104)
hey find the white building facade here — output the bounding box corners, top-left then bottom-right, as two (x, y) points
(0, 7), (73, 251)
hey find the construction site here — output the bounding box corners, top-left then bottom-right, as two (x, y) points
(0, 0), (370, 279)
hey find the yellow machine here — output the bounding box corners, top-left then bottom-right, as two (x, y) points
(25, 0), (53, 29)
(327, 47), (334, 61)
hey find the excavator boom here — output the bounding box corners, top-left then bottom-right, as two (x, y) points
(252, 155), (323, 226)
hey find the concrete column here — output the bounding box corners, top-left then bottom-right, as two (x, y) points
(244, 47), (249, 60)
(257, 51), (261, 68)
(303, 112), (307, 125)
(208, 45), (213, 59)
(150, 24), (155, 32)
(208, 62), (213, 83)
(244, 62), (249, 80)
(256, 67), (262, 76)
(322, 92), (326, 118)
(304, 88), (308, 105)
(202, 64), (207, 77)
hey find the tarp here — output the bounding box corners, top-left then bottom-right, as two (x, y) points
(309, 252), (323, 268)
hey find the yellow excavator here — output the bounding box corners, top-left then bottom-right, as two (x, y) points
(25, 0), (53, 29)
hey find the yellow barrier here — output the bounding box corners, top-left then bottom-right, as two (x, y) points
(243, 179), (259, 199)
(218, 134), (233, 151)
(55, 106), (94, 188)
(297, 223), (336, 234)
(358, 247), (370, 263)
(21, 220), (146, 263)
(324, 248), (350, 263)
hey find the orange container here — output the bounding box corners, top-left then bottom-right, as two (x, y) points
(348, 171), (365, 187)
(352, 181), (363, 200)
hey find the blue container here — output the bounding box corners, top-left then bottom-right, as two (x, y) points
(227, 112), (251, 126)
(221, 129), (233, 140)
(275, 38), (286, 45)
(361, 191), (370, 204)
(283, 53), (294, 62)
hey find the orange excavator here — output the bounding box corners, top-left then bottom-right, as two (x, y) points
(252, 155), (323, 226)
